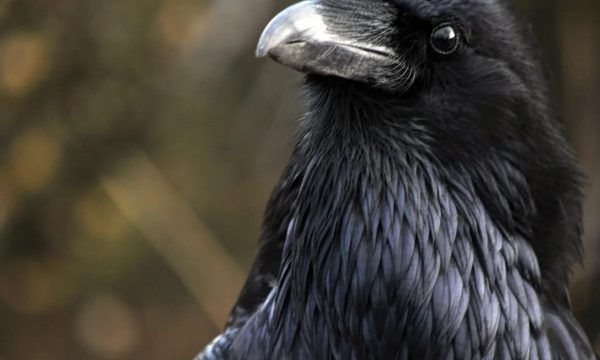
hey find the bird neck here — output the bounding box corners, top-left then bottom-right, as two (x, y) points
(268, 80), (547, 357)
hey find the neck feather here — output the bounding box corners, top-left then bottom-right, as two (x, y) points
(266, 86), (547, 358)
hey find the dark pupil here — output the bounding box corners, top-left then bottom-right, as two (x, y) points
(432, 26), (457, 53)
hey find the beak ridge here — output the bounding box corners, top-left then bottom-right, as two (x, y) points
(256, 1), (327, 58)
(255, 0), (400, 85)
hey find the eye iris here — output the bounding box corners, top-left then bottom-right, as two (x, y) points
(431, 25), (458, 54)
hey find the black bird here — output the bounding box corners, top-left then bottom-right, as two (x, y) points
(198, 0), (595, 358)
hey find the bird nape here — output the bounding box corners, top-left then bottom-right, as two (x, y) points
(198, 0), (596, 359)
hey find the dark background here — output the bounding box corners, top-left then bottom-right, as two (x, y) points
(0, 0), (598, 359)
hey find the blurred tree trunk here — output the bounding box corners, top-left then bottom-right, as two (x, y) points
(557, 0), (600, 348)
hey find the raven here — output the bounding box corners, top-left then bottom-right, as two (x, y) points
(198, 0), (596, 359)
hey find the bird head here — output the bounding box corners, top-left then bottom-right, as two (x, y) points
(257, 0), (584, 294)
(257, 0), (538, 95)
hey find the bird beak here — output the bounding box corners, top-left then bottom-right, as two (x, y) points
(256, 0), (398, 83)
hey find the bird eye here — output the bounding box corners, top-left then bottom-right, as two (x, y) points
(430, 24), (459, 55)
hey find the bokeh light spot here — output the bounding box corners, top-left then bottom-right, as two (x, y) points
(156, 0), (210, 49)
(0, 259), (77, 314)
(76, 294), (140, 358)
(9, 129), (63, 193)
(0, 33), (48, 97)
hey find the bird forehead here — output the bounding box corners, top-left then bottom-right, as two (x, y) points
(320, 0), (501, 22)
(406, 0), (504, 17)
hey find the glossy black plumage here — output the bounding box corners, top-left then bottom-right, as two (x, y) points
(198, 0), (595, 359)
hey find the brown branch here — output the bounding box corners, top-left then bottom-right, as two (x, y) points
(101, 150), (245, 329)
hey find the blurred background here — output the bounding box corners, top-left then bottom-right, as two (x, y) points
(0, 0), (597, 359)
